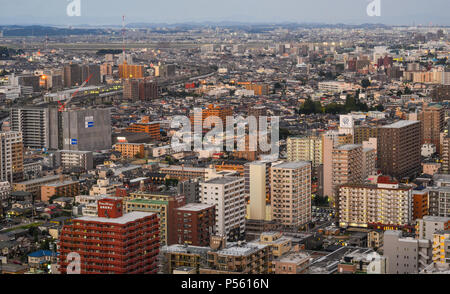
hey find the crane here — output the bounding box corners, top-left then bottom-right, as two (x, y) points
(58, 74), (93, 112)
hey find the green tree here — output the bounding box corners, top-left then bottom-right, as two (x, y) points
(361, 78), (371, 89)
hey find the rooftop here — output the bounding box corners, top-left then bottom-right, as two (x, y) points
(336, 144), (362, 151)
(75, 211), (155, 225)
(273, 161), (310, 169)
(177, 203), (215, 212)
(381, 120), (418, 129)
(204, 176), (242, 185)
(14, 175), (60, 185)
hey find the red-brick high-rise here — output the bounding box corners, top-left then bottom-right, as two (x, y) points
(58, 198), (160, 274)
(175, 203), (215, 246)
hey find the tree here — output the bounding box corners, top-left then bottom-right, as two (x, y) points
(299, 98), (322, 115)
(361, 78), (371, 89)
(279, 128), (290, 140)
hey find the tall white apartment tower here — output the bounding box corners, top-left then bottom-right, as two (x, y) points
(200, 176), (246, 241)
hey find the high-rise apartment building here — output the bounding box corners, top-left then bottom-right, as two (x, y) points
(190, 104), (233, 130)
(200, 177), (246, 241)
(332, 144), (363, 196)
(416, 216), (450, 241)
(353, 126), (378, 144)
(354, 126), (378, 145)
(10, 107), (59, 149)
(418, 103), (445, 153)
(270, 162), (311, 227)
(58, 198), (160, 274)
(432, 230), (450, 265)
(118, 62), (144, 79)
(428, 186), (450, 217)
(362, 147), (377, 179)
(177, 179), (200, 204)
(63, 63), (82, 87)
(175, 203), (215, 246)
(338, 176), (412, 229)
(247, 161), (269, 221)
(0, 131), (24, 183)
(123, 79), (158, 101)
(378, 120), (421, 180)
(11, 107), (111, 152)
(322, 131), (354, 200)
(441, 136), (450, 174)
(287, 136), (323, 170)
(383, 230), (432, 274)
(125, 191), (185, 246)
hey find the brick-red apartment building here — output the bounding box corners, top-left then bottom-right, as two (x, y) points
(176, 203), (215, 246)
(58, 198), (160, 274)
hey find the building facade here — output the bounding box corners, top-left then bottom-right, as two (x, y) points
(270, 162), (311, 227)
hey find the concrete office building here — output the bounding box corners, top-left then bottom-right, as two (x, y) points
(0, 131), (24, 184)
(271, 162), (311, 227)
(383, 230), (432, 274)
(200, 177), (246, 241)
(10, 107), (59, 149)
(378, 121), (421, 180)
(61, 108), (112, 151)
(416, 216), (450, 241)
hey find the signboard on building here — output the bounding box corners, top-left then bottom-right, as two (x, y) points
(85, 116), (94, 128)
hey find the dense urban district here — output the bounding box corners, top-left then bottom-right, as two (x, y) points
(0, 23), (449, 275)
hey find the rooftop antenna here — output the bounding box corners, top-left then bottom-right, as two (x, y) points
(122, 14), (126, 64)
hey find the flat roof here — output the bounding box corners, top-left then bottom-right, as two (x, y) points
(273, 161), (310, 169)
(161, 165), (207, 172)
(75, 211), (155, 224)
(381, 120), (418, 129)
(14, 175), (61, 185)
(204, 176), (242, 185)
(44, 180), (78, 187)
(177, 203), (215, 212)
(336, 144), (362, 150)
(215, 241), (268, 256)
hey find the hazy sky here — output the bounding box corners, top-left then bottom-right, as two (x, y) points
(0, 0), (449, 26)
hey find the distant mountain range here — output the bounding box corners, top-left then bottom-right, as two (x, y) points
(0, 22), (446, 37)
